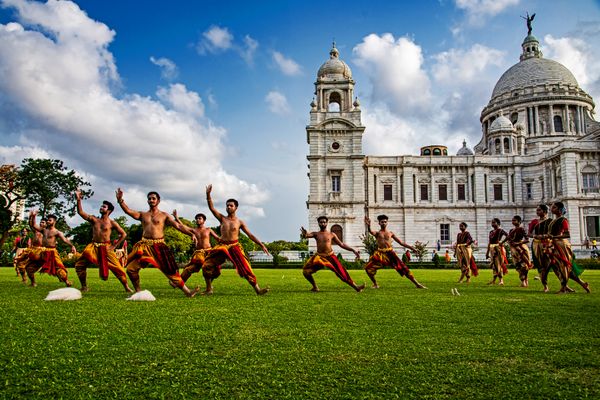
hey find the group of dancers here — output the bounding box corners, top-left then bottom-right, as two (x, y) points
(10, 185), (591, 296)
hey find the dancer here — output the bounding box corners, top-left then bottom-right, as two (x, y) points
(201, 184), (269, 295)
(301, 216), (365, 292)
(547, 202), (590, 294)
(504, 216), (533, 287)
(173, 210), (221, 286)
(26, 211), (75, 287)
(529, 205), (557, 292)
(73, 190), (133, 293)
(455, 222), (478, 284)
(116, 188), (199, 297)
(14, 221), (46, 283)
(364, 215), (426, 289)
(12, 228), (30, 281)
(486, 218), (508, 285)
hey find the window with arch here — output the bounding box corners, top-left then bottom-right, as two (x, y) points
(331, 224), (343, 242)
(328, 92), (341, 112)
(443, 149), (448, 155)
(510, 112), (518, 125)
(495, 138), (501, 154)
(504, 138), (510, 153)
(423, 149), (431, 155)
(554, 115), (563, 132)
(433, 148), (441, 155)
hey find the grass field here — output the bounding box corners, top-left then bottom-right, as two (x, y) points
(0, 266), (598, 399)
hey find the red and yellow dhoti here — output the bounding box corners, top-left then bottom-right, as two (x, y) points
(489, 244), (508, 278)
(456, 244), (478, 277)
(74, 242), (128, 286)
(547, 238), (574, 285)
(26, 246), (69, 283)
(126, 238), (184, 288)
(509, 243), (533, 281)
(181, 248), (220, 283)
(303, 251), (355, 285)
(364, 247), (411, 277)
(202, 241), (256, 284)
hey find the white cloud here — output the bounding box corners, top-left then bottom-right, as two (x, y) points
(196, 25), (233, 54)
(454, 0), (520, 26)
(150, 56), (178, 81)
(240, 35), (258, 65)
(272, 51), (302, 76)
(265, 90), (290, 115)
(0, 0), (268, 218)
(432, 44), (505, 84)
(543, 34), (600, 99)
(352, 33), (432, 115)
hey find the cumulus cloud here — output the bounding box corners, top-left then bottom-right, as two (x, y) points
(353, 33), (431, 116)
(240, 35), (259, 65)
(0, 0), (267, 218)
(196, 25), (233, 54)
(265, 90), (290, 115)
(272, 51), (302, 76)
(543, 34), (600, 99)
(454, 0), (520, 26)
(150, 56), (178, 81)
(432, 44), (505, 84)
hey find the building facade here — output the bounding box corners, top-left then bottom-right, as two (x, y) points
(306, 33), (600, 252)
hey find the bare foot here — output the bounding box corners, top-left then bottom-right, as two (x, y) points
(124, 286), (134, 293)
(416, 284), (428, 289)
(201, 290), (213, 296)
(168, 281), (178, 289)
(256, 287), (270, 295)
(355, 284), (366, 293)
(65, 280), (73, 287)
(81, 286), (90, 293)
(30, 282), (37, 287)
(565, 286), (575, 293)
(534, 275), (541, 281)
(186, 286), (201, 298)
(583, 282), (591, 293)
(543, 286), (549, 293)
(310, 287), (320, 292)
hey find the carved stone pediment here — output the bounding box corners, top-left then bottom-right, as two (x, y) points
(491, 177), (505, 184)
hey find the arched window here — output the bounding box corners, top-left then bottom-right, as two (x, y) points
(443, 149), (448, 155)
(331, 224), (343, 242)
(510, 112), (518, 125)
(495, 138), (501, 154)
(328, 92), (341, 112)
(504, 138), (510, 153)
(554, 115), (563, 132)
(423, 149), (431, 155)
(433, 148), (441, 156)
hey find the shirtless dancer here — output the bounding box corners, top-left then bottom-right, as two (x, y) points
(26, 211), (76, 287)
(116, 189), (199, 297)
(201, 184), (270, 295)
(173, 210), (220, 286)
(301, 216), (365, 292)
(364, 215), (426, 289)
(73, 190), (133, 292)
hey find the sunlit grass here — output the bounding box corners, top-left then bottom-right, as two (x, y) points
(0, 267), (598, 399)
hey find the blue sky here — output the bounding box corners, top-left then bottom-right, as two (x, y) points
(1, 0), (599, 241)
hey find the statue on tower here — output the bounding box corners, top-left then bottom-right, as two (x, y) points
(521, 12), (535, 35)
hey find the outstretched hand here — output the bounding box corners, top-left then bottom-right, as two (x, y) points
(172, 209), (178, 219)
(116, 188), (124, 202)
(75, 190), (82, 200)
(206, 184), (212, 195)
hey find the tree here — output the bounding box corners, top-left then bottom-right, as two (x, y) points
(0, 165), (25, 250)
(17, 158), (92, 218)
(360, 233), (378, 256)
(412, 241), (429, 262)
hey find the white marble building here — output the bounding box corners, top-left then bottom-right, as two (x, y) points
(306, 32), (600, 253)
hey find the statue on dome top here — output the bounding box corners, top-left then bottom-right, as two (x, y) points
(521, 12), (536, 36)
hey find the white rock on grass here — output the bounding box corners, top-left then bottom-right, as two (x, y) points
(44, 288), (82, 301)
(126, 290), (156, 301)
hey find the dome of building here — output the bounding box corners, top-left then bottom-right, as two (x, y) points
(491, 57), (579, 99)
(456, 140), (474, 156)
(420, 145), (448, 156)
(317, 44), (352, 79)
(489, 115), (513, 133)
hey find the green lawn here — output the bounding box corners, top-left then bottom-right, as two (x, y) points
(0, 266), (598, 399)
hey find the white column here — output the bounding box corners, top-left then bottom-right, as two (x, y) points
(565, 104), (571, 133)
(534, 106), (540, 135)
(549, 104), (555, 133)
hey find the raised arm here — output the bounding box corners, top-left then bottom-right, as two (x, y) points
(364, 216), (376, 236)
(111, 219), (127, 250)
(332, 234), (360, 258)
(300, 226), (315, 239)
(205, 184), (223, 222)
(75, 190), (92, 222)
(28, 210), (42, 233)
(240, 221), (269, 254)
(115, 188), (142, 220)
(392, 233), (415, 252)
(56, 230), (76, 254)
(165, 213), (198, 245)
(172, 210), (194, 236)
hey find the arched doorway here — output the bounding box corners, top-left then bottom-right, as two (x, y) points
(331, 224), (343, 242)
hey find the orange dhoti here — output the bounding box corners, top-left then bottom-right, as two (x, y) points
(489, 244), (508, 278)
(456, 244), (478, 277)
(26, 246), (69, 284)
(364, 248), (411, 277)
(509, 243), (533, 281)
(126, 238), (184, 288)
(14, 247), (32, 279)
(181, 248), (219, 283)
(547, 238), (575, 286)
(202, 241), (256, 284)
(303, 252), (355, 285)
(74, 242), (129, 288)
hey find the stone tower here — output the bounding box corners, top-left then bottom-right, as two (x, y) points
(306, 43), (365, 251)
